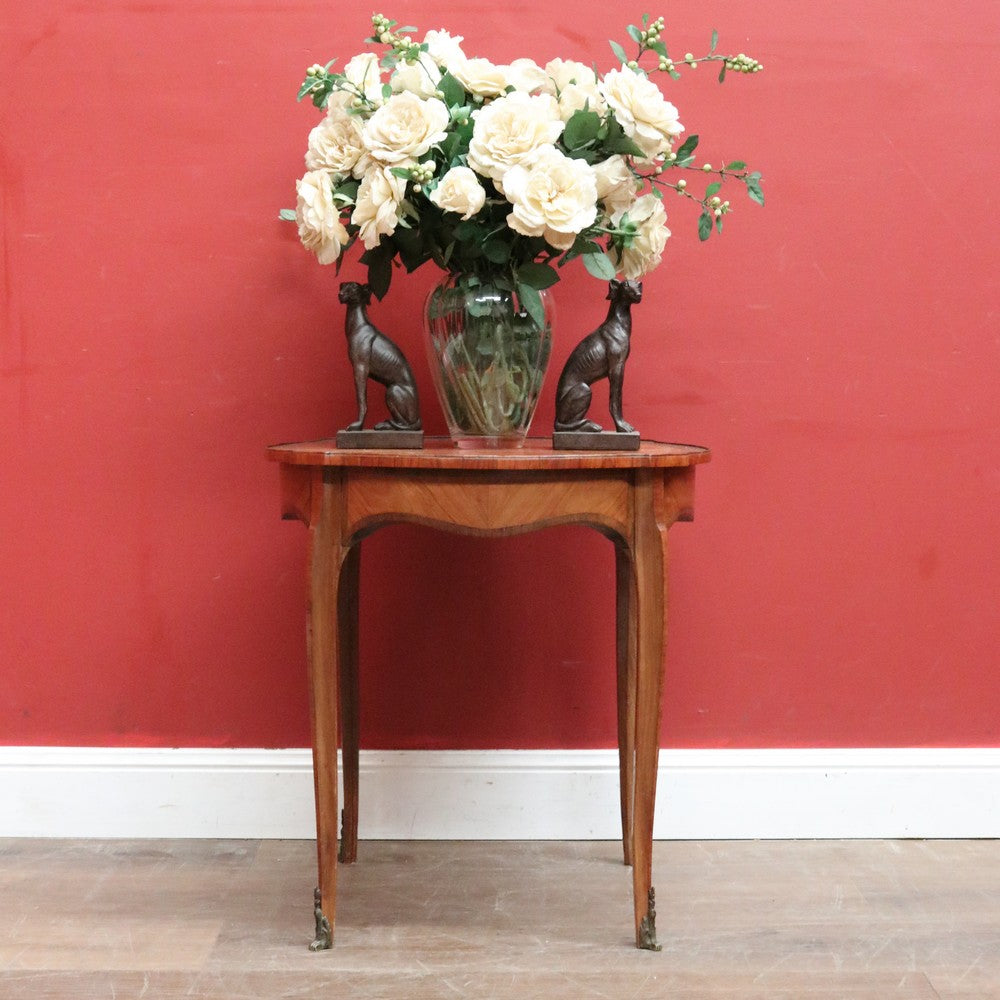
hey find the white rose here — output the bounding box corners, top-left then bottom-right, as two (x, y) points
(351, 166), (408, 249)
(599, 67), (684, 160)
(361, 91), (450, 165)
(423, 29), (466, 67)
(544, 59), (606, 117)
(544, 58), (598, 93)
(506, 58), (549, 94)
(450, 57), (509, 98)
(295, 170), (348, 265)
(343, 52), (383, 104)
(305, 107), (365, 176)
(594, 155), (639, 217)
(467, 91), (564, 187)
(503, 145), (598, 251)
(390, 51), (442, 99)
(556, 81), (607, 122)
(613, 194), (671, 278)
(428, 166), (486, 220)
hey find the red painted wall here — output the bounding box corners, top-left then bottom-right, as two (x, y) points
(2, 1), (998, 750)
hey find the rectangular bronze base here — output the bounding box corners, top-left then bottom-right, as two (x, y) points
(336, 429), (424, 450)
(552, 430), (641, 451)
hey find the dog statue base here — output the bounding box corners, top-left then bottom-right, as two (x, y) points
(552, 430), (640, 452)
(336, 429), (424, 450)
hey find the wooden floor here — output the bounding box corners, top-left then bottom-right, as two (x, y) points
(0, 839), (997, 998)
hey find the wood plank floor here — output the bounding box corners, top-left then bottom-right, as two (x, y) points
(1, 839), (997, 998)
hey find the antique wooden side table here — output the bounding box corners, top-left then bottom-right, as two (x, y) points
(267, 438), (710, 950)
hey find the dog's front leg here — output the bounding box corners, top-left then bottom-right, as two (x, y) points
(346, 364), (368, 430)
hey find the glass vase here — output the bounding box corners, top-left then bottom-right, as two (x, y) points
(423, 272), (554, 448)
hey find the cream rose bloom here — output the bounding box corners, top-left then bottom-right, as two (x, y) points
(594, 155), (639, 217)
(613, 194), (671, 278)
(428, 166), (486, 220)
(327, 52), (384, 111)
(544, 58), (597, 93)
(599, 67), (684, 160)
(390, 51), (442, 99)
(506, 58), (549, 94)
(555, 81), (607, 122)
(361, 92), (450, 166)
(423, 29), (466, 67)
(503, 145), (598, 251)
(351, 166), (408, 249)
(295, 170), (348, 265)
(305, 107), (365, 176)
(467, 92), (564, 187)
(450, 57), (509, 98)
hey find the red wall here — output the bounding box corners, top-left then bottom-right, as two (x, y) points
(2, 1), (998, 750)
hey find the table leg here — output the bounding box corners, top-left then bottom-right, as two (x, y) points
(629, 471), (669, 951)
(615, 540), (636, 867)
(338, 543), (361, 865)
(306, 478), (344, 950)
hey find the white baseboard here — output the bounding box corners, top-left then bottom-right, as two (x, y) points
(2, 747), (998, 840)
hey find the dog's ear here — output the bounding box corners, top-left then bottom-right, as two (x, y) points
(360, 284), (373, 305)
(607, 278), (620, 299)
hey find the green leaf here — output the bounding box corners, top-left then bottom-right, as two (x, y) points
(705, 181), (722, 198)
(675, 134), (700, 159)
(278, 208), (296, 222)
(393, 225), (429, 272)
(437, 71), (467, 108)
(381, 82), (392, 99)
(482, 240), (510, 264)
(650, 40), (668, 59)
(725, 160), (747, 171)
(516, 282), (545, 329)
(366, 253), (392, 300)
(609, 39), (629, 65)
(454, 220), (482, 241)
(626, 24), (642, 44)
(360, 241), (395, 299)
(602, 117), (647, 158)
(710, 29), (719, 53)
(516, 261), (560, 290)
(718, 62), (727, 83)
(746, 173), (765, 206)
(583, 251), (617, 280)
(562, 109), (602, 150)
(333, 179), (359, 204)
(698, 212), (713, 241)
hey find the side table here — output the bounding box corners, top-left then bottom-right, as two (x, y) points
(268, 438), (710, 950)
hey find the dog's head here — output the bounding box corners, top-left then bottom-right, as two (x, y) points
(607, 279), (643, 304)
(339, 282), (372, 306)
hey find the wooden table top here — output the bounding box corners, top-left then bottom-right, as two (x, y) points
(267, 438), (711, 472)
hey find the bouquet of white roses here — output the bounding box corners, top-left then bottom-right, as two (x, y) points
(286, 13), (763, 327)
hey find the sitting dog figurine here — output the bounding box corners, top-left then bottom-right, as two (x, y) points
(554, 279), (642, 436)
(338, 281), (421, 433)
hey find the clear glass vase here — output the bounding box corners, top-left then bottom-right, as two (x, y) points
(423, 272), (554, 448)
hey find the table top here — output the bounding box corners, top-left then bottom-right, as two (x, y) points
(267, 438), (711, 472)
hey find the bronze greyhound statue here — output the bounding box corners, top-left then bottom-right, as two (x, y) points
(338, 281), (421, 432)
(554, 279), (642, 434)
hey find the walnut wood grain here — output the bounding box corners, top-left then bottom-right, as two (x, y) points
(271, 438), (709, 949)
(268, 437), (709, 471)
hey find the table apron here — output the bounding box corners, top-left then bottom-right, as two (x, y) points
(339, 467), (636, 541)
